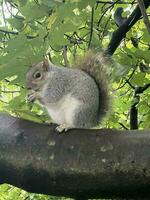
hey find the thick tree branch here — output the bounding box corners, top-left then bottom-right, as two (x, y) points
(0, 114), (150, 199)
(106, 0), (150, 55)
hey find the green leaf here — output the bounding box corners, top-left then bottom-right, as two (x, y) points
(7, 16), (25, 31)
(17, 0), (28, 7)
(130, 72), (149, 86)
(78, 0), (96, 9)
(40, 0), (59, 8)
(135, 49), (150, 63)
(142, 28), (150, 43)
(142, 115), (150, 128)
(20, 2), (48, 20)
(56, 2), (77, 21)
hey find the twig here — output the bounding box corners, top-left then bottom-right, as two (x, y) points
(88, 7), (94, 49)
(0, 29), (18, 35)
(0, 29), (36, 39)
(115, 69), (136, 91)
(124, 78), (135, 89)
(1, 90), (20, 93)
(0, 99), (9, 104)
(119, 122), (128, 130)
(62, 45), (70, 67)
(98, 0), (120, 27)
(96, 1), (137, 4)
(137, 0), (150, 34)
(4, 79), (25, 89)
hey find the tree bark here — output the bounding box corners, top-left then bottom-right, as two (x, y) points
(0, 114), (150, 199)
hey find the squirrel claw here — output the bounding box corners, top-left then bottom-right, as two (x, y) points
(55, 124), (72, 133)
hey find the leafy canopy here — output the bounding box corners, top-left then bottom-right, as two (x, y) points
(0, 1), (150, 129)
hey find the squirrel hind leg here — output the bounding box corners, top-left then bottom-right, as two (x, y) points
(73, 106), (99, 129)
(55, 123), (73, 134)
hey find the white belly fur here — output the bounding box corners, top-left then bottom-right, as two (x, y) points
(45, 94), (80, 125)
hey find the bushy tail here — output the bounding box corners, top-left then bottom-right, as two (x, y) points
(76, 50), (111, 121)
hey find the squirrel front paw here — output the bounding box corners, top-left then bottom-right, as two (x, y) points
(55, 124), (72, 133)
(27, 92), (36, 103)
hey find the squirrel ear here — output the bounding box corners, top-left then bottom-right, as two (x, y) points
(31, 63), (36, 67)
(43, 59), (50, 71)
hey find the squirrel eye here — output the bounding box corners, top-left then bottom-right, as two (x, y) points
(34, 72), (42, 79)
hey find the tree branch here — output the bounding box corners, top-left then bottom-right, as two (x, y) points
(130, 101), (138, 129)
(135, 83), (150, 94)
(130, 83), (150, 129)
(0, 114), (150, 199)
(137, 0), (150, 34)
(106, 0), (150, 55)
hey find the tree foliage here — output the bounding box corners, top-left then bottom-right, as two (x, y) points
(0, 0), (150, 199)
(0, 0), (150, 129)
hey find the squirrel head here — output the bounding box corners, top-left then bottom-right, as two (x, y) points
(26, 59), (50, 91)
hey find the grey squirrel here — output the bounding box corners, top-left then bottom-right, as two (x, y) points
(26, 50), (110, 132)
